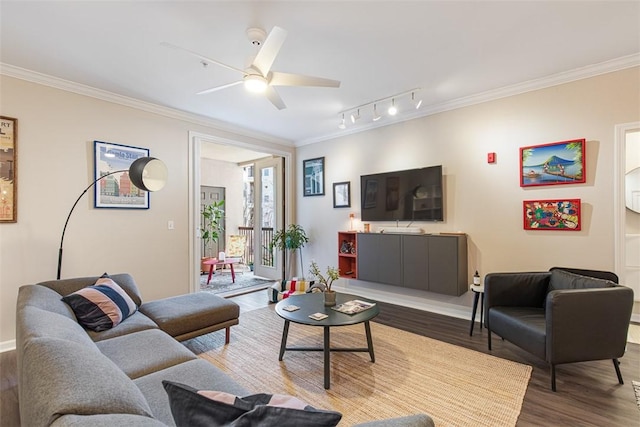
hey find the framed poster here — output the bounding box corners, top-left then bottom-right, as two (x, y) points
(523, 199), (581, 231)
(303, 157), (325, 196)
(333, 181), (351, 208)
(520, 139), (586, 187)
(0, 116), (17, 222)
(94, 141), (150, 209)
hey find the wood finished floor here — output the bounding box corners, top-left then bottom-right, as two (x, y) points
(2, 290), (639, 426)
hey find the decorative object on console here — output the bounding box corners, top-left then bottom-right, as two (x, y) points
(523, 199), (581, 231)
(0, 116), (17, 223)
(520, 138), (585, 187)
(309, 261), (340, 306)
(332, 181), (350, 208)
(57, 155), (168, 279)
(303, 157), (325, 196)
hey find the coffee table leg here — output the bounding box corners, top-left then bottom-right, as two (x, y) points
(364, 321), (375, 363)
(279, 320), (290, 361)
(324, 326), (330, 389)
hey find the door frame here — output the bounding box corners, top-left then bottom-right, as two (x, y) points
(614, 122), (640, 288)
(188, 131), (293, 292)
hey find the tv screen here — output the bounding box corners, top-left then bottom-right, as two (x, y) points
(360, 165), (443, 222)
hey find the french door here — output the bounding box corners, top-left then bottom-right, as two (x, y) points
(253, 157), (284, 280)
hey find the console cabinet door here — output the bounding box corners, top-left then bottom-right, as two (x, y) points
(402, 235), (429, 290)
(428, 235), (466, 295)
(357, 234), (402, 286)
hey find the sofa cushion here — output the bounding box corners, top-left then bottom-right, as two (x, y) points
(549, 268), (617, 292)
(20, 337), (154, 427)
(134, 359), (249, 425)
(96, 329), (196, 379)
(62, 275), (138, 332)
(162, 380), (342, 427)
(488, 306), (546, 360)
(139, 293), (239, 340)
(87, 310), (159, 342)
(51, 414), (166, 427)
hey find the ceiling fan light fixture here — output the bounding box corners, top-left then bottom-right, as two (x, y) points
(388, 98), (398, 116)
(244, 74), (268, 93)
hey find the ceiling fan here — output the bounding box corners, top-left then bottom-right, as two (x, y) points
(162, 26), (340, 110)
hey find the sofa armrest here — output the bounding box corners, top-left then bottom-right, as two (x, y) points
(546, 286), (634, 364)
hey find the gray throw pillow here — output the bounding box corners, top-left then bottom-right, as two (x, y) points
(162, 380), (341, 427)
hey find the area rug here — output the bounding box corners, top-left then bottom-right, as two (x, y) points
(187, 307), (532, 426)
(200, 271), (272, 296)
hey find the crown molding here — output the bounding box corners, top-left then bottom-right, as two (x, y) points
(298, 53), (640, 146)
(0, 63), (293, 148)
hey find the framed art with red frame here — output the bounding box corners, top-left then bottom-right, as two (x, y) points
(520, 139), (585, 187)
(523, 199), (581, 231)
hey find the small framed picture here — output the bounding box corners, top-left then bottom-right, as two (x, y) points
(94, 141), (150, 209)
(333, 181), (351, 208)
(523, 199), (581, 231)
(303, 157), (325, 196)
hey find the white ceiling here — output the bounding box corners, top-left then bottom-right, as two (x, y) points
(1, 1), (639, 146)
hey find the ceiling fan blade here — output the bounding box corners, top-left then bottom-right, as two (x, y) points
(252, 26), (287, 76)
(269, 71), (341, 88)
(161, 41), (247, 75)
(196, 80), (243, 95)
(265, 86), (286, 110)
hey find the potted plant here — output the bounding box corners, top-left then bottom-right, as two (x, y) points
(309, 261), (340, 306)
(270, 224), (309, 279)
(200, 200), (225, 271)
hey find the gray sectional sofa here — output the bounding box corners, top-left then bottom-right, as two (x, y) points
(16, 273), (434, 427)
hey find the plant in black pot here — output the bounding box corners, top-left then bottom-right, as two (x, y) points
(270, 224), (309, 279)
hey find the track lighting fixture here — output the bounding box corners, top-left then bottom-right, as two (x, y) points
(338, 113), (346, 129)
(337, 88), (421, 130)
(388, 98), (398, 116)
(412, 91), (422, 109)
(372, 104), (382, 121)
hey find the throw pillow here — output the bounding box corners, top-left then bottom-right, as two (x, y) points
(162, 380), (342, 427)
(61, 273), (138, 331)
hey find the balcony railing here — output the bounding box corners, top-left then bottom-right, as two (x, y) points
(237, 226), (274, 267)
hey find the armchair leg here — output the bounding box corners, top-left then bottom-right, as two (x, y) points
(551, 365), (557, 392)
(613, 359), (624, 384)
(487, 328), (492, 350)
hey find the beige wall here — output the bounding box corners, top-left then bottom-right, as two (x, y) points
(296, 68), (640, 313)
(0, 75), (292, 346)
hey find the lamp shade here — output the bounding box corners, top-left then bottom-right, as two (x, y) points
(129, 157), (168, 192)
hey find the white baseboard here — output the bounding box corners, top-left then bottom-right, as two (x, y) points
(0, 340), (16, 353)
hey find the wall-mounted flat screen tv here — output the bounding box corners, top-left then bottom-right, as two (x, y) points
(360, 165), (443, 222)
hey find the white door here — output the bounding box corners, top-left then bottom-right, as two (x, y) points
(253, 157), (283, 280)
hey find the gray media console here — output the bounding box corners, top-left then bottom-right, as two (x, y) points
(356, 233), (468, 296)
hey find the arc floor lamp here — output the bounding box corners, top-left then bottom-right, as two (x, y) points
(56, 157), (168, 280)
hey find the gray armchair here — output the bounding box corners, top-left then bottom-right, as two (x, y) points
(485, 267), (634, 391)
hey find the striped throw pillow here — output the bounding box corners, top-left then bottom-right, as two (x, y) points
(62, 274), (138, 331)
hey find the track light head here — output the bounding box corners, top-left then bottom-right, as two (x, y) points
(338, 113), (346, 129)
(388, 98), (398, 116)
(412, 92), (422, 109)
(350, 109), (361, 123)
(372, 104), (382, 121)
